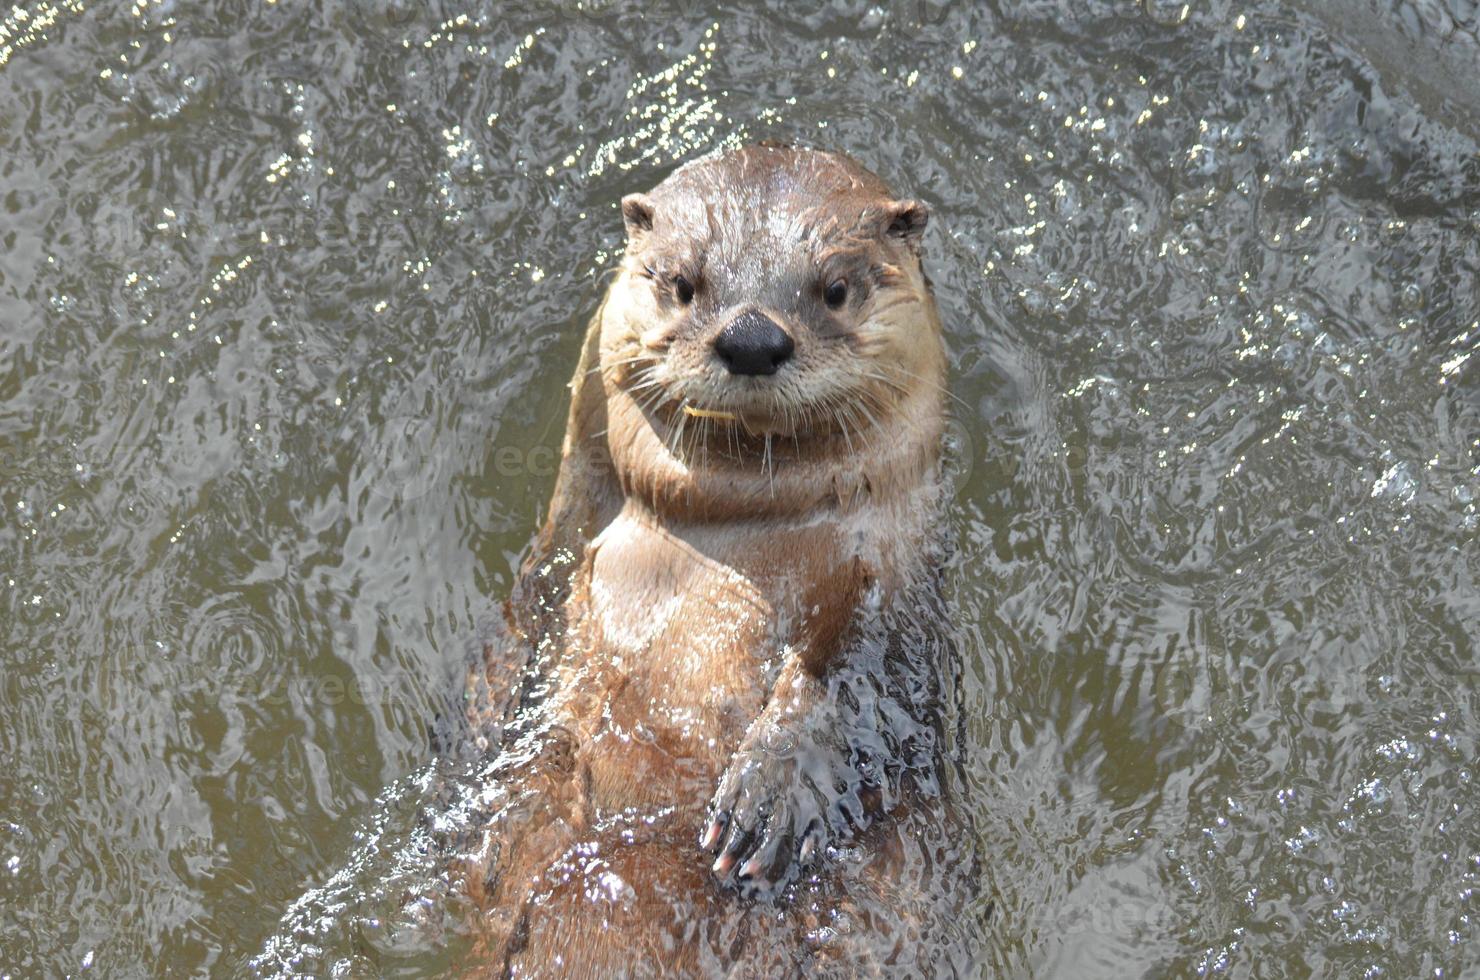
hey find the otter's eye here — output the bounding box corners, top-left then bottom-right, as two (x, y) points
(824, 278), (848, 309)
(673, 275), (695, 305)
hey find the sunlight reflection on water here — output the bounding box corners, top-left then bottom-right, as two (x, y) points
(0, 0), (1476, 976)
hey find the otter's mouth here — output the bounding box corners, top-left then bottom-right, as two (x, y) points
(672, 398), (820, 441)
(624, 361), (865, 443)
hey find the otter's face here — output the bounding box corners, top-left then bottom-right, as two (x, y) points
(600, 148), (942, 452)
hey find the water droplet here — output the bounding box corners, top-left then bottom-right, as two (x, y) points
(1399, 282), (1425, 311)
(1142, 0), (1191, 26)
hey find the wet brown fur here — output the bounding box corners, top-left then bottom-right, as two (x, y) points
(459, 145), (962, 977)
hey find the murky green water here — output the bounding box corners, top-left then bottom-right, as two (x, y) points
(2, 0), (1477, 976)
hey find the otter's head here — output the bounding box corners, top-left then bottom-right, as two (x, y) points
(597, 144), (945, 518)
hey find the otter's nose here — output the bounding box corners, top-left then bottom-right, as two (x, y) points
(713, 311), (794, 376)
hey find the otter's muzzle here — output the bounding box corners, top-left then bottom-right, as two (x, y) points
(713, 310), (794, 377)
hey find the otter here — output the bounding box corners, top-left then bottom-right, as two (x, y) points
(458, 143), (975, 976)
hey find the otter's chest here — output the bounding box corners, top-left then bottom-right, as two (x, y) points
(581, 512), (781, 707)
(545, 511), (783, 807)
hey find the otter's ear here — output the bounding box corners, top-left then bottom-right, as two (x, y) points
(621, 193), (656, 243)
(881, 199), (930, 251)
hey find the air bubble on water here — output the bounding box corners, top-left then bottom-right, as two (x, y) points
(1016, 287), (1048, 315)
(442, 125), (485, 183)
(1345, 778), (1391, 816)
(1051, 179), (1081, 218)
(1178, 142), (1223, 186)
(1278, 303), (1317, 338)
(1273, 341), (1301, 371)
(1142, 0), (1192, 28)
(1194, 941), (1234, 975)
(328, 956), (376, 979)
(1399, 282), (1425, 311)
(1430, 730), (1461, 758)
(806, 924), (840, 945)
(1285, 825), (1320, 854)
(1370, 459), (1417, 504)
(1379, 219), (1407, 245)
(1376, 738), (1420, 765)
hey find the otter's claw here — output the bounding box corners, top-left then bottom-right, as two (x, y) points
(702, 727), (865, 892)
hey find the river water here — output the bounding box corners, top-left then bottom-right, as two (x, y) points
(1, 0), (1477, 976)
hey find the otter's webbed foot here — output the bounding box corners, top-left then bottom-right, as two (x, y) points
(701, 688), (885, 893)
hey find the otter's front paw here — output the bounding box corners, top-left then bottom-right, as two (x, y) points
(700, 727), (873, 890)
